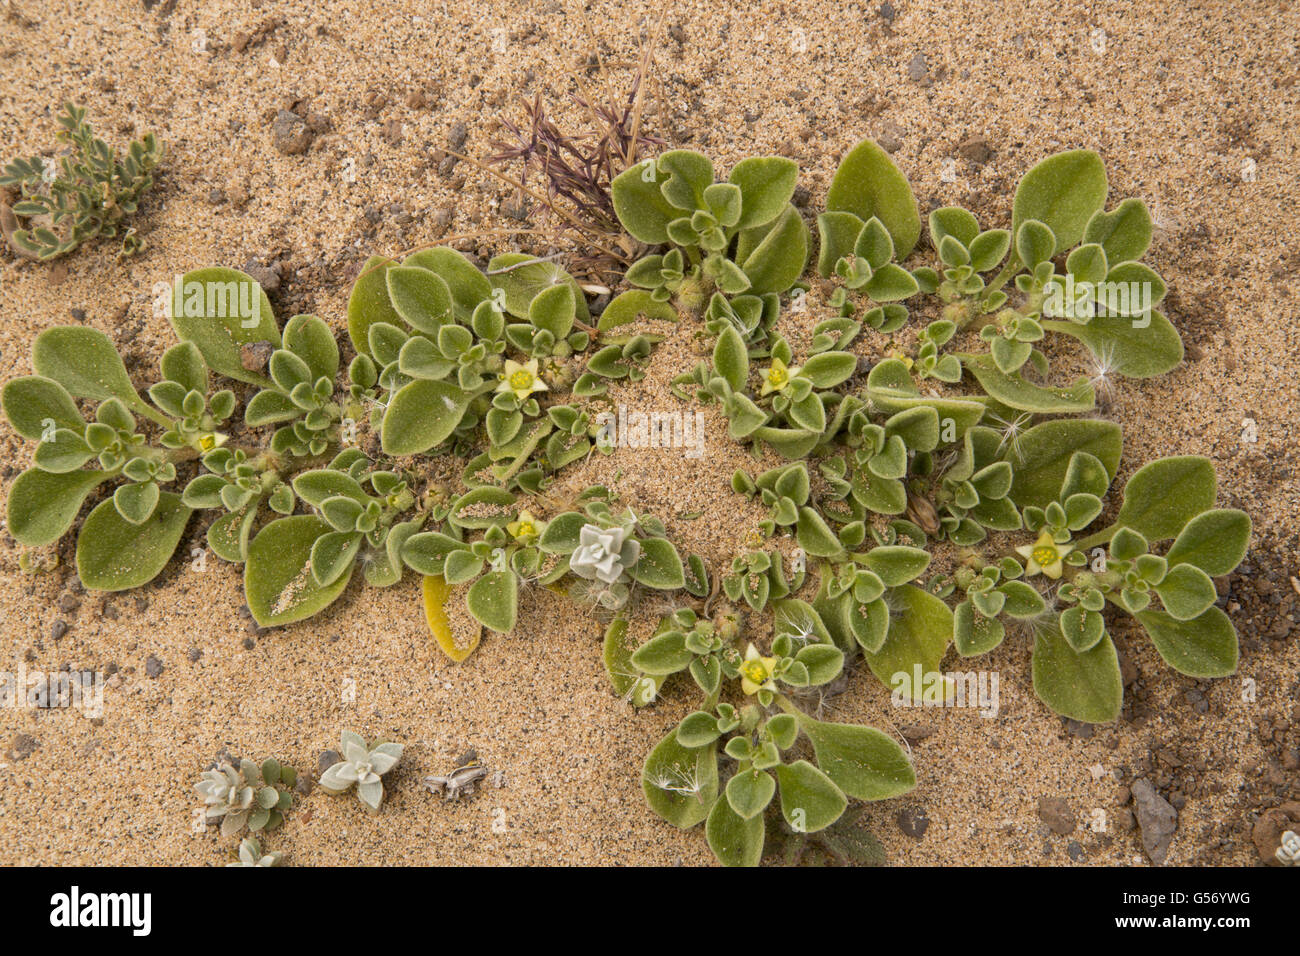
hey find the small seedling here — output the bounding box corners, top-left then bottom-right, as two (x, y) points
(1, 103), (161, 260)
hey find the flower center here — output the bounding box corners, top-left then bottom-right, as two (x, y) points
(767, 366), (788, 388)
(742, 660), (768, 685)
(1032, 545), (1058, 566)
(509, 370), (534, 390)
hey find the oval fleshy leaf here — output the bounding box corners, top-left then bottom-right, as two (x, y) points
(1031, 621), (1122, 723)
(774, 759), (848, 834)
(1012, 149), (1108, 255)
(346, 256), (401, 355)
(466, 570), (517, 633)
(7, 468), (110, 546)
(165, 268), (280, 385)
(643, 730), (718, 828)
(76, 492), (191, 591)
(1164, 509), (1251, 576)
(826, 138), (921, 258)
(381, 379), (471, 455)
(862, 584), (951, 701)
(32, 327), (151, 418)
(1136, 606), (1238, 678)
(705, 787), (763, 867)
(245, 515), (353, 626)
(1115, 456), (1216, 542)
(1005, 419), (1123, 509)
(796, 714), (916, 801)
(2, 375), (84, 440)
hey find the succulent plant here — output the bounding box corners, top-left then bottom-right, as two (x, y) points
(318, 732), (403, 811)
(570, 523), (640, 585)
(227, 836), (282, 867)
(195, 758), (296, 837)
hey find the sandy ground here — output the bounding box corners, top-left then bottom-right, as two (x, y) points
(0, 0), (1296, 866)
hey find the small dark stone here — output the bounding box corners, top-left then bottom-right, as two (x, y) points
(957, 135), (994, 165)
(907, 53), (929, 84)
(51, 619), (68, 641)
(242, 637), (255, 650)
(318, 749), (341, 774)
(242, 258), (281, 292)
(879, 2), (896, 20)
(1131, 778), (1178, 864)
(239, 340), (275, 372)
(899, 724), (934, 744)
(187, 647), (202, 663)
(896, 806), (929, 839)
(271, 109), (314, 155)
(447, 121), (468, 151)
(294, 774), (314, 796)
(1067, 840), (1085, 862)
(588, 293), (610, 316)
(1037, 796), (1076, 834)
(206, 188), (226, 205)
(8, 733), (39, 761)
(144, 654), (164, 678)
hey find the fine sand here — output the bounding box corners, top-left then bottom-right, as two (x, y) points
(0, 0), (1296, 865)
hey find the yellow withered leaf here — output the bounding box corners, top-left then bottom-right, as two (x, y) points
(423, 574), (481, 662)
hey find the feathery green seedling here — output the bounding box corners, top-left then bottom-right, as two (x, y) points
(1, 103), (161, 260)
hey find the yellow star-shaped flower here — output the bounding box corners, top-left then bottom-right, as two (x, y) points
(760, 357), (798, 396)
(506, 510), (544, 543)
(739, 643), (777, 695)
(1015, 530), (1074, 579)
(497, 358), (548, 402)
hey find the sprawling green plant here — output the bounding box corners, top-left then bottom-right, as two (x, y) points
(608, 139), (1249, 731)
(1, 103), (161, 260)
(612, 150), (808, 312)
(608, 603), (913, 865)
(2, 133), (1254, 868)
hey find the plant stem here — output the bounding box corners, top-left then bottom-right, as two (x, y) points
(1074, 522), (1120, 551)
(980, 255), (1023, 303)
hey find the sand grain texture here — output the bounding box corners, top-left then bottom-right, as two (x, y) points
(0, 0), (1296, 866)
